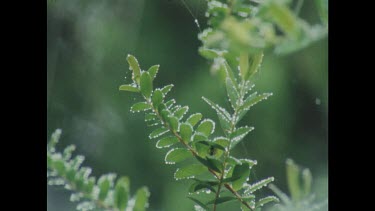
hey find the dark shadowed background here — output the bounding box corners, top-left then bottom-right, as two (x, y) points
(47, 0), (327, 210)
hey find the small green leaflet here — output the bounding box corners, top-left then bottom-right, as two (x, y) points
(145, 113), (157, 122)
(245, 177), (275, 194)
(180, 123), (193, 143)
(161, 84), (174, 95)
(239, 52), (249, 80)
(196, 156), (222, 173)
(195, 141), (210, 157)
(62, 145), (75, 160)
(223, 60), (240, 91)
(226, 156), (242, 165)
(167, 115), (179, 132)
(174, 164), (207, 180)
(140, 72), (153, 98)
(133, 186), (150, 211)
(165, 148), (191, 164)
(114, 177), (130, 210)
(65, 169), (76, 181)
(156, 136), (179, 148)
(98, 174), (116, 201)
(201, 97), (231, 120)
(201, 97), (231, 132)
(83, 177), (95, 194)
(160, 109), (171, 121)
(165, 99), (176, 109)
(286, 159), (302, 201)
(53, 160), (65, 175)
(148, 65), (159, 79)
(239, 159), (257, 168)
(255, 196), (279, 209)
(268, 184), (290, 205)
(152, 89), (164, 108)
(119, 84), (139, 92)
(247, 53), (264, 80)
(131, 102), (152, 112)
(237, 91), (270, 122)
(170, 105), (181, 113)
(127, 54), (141, 84)
(302, 168), (312, 196)
(198, 47), (226, 59)
(186, 113), (203, 127)
(230, 126), (254, 149)
(226, 77), (240, 109)
(149, 127), (169, 139)
(196, 119), (215, 137)
(213, 137), (230, 149)
(193, 132), (208, 142)
(174, 106), (189, 120)
(231, 163), (250, 191)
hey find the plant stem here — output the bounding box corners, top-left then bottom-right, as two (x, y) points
(213, 68), (253, 211)
(213, 160), (225, 211)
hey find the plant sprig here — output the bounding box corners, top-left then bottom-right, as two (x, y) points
(47, 129), (150, 211)
(120, 54), (278, 211)
(268, 159), (328, 211)
(199, 0), (328, 78)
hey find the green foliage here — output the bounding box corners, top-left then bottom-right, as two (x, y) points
(267, 159), (328, 211)
(119, 55), (277, 210)
(198, 0), (328, 78)
(47, 129), (150, 211)
(49, 0), (327, 210)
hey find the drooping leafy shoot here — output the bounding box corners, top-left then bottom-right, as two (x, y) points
(47, 129), (150, 211)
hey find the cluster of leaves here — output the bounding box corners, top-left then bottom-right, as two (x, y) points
(198, 0), (328, 76)
(47, 129), (150, 211)
(267, 159), (328, 211)
(119, 55), (278, 211)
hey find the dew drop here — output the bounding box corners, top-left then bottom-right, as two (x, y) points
(315, 98), (321, 105)
(194, 19), (200, 30)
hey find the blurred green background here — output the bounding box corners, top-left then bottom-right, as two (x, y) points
(47, 0), (327, 210)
